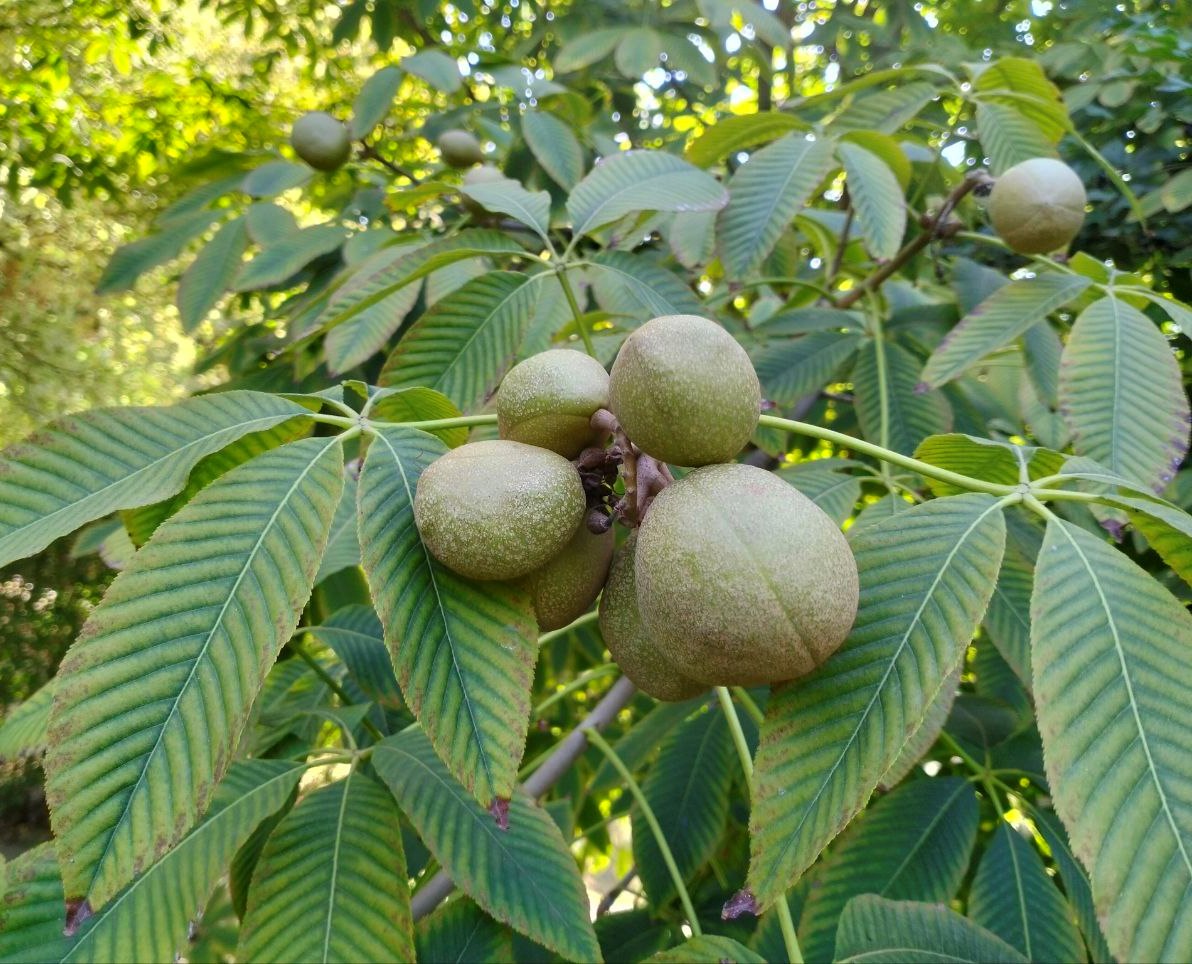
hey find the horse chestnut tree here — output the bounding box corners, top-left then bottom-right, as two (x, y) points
(1, 6), (1191, 964)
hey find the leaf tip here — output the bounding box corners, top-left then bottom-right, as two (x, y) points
(721, 888), (758, 920)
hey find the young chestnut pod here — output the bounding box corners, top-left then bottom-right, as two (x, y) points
(290, 111), (352, 172)
(437, 129), (485, 169)
(988, 157), (1087, 255)
(497, 349), (610, 458)
(521, 525), (614, 631)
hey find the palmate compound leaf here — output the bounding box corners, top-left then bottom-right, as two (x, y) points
(632, 707), (734, 906)
(1031, 517), (1192, 962)
(357, 425), (538, 805)
(0, 390), (312, 569)
(43, 435), (344, 914)
(967, 822), (1083, 963)
(835, 895), (1028, 963)
(748, 494), (1006, 907)
(63, 760), (303, 963)
(238, 771), (413, 963)
(566, 149), (729, 240)
(798, 777), (979, 962)
(373, 728), (601, 962)
(1058, 294), (1191, 492)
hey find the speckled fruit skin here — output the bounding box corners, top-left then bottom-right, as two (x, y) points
(599, 533), (707, 701)
(414, 440), (585, 581)
(290, 112), (351, 172)
(522, 525), (614, 631)
(437, 129), (484, 168)
(988, 157), (1087, 255)
(608, 314), (761, 467)
(635, 463), (859, 686)
(497, 350), (611, 457)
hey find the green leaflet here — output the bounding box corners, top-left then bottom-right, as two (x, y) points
(357, 425), (537, 804)
(373, 728), (601, 962)
(1031, 517), (1192, 961)
(238, 772), (413, 963)
(44, 436), (344, 912)
(0, 391), (311, 568)
(415, 898), (515, 964)
(748, 494), (1006, 906)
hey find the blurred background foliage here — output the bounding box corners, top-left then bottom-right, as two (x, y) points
(1, 0), (1188, 853)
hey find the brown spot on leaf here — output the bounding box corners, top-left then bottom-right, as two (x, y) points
(721, 888), (758, 920)
(489, 797), (510, 830)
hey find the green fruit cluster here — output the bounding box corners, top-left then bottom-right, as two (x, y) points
(412, 316), (859, 697)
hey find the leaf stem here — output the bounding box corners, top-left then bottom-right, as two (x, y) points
(584, 727), (703, 937)
(537, 609), (599, 647)
(555, 265), (598, 358)
(715, 688), (804, 964)
(730, 687), (765, 728)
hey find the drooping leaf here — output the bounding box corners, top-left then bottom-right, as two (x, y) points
(967, 822), (1083, 963)
(1031, 808), (1113, 964)
(588, 251), (703, 319)
(357, 426), (538, 804)
(415, 898), (515, 964)
(798, 777), (979, 961)
(307, 604), (402, 709)
(65, 760), (303, 963)
(633, 709), (734, 905)
(1031, 517), (1192, 962)
(879, 665), (961, 790)
(350, 66), (404, 138)
(238, 772), (413, 962)
(178, 215), (249, 332)
(590, 698), (706, 797)
(402, 48), (462, 92)
(919, 274), (1091, 391)
(854, 339), (952, 456)
(648, 935), (764, 962)
(838, 141), (906, 260)
(832, 82), (938, 134)
(554, 27), (628, 73)
(614, 27), (665, 76)
(976, 101), (1058, 176)
(567, 149), (729, 239)
(1058, 294), (1190, 492)
(44, 436), (344, 911)
(242, 160), (314, 197)
(373, 728), (600, 962)
(753, 331), (863, 407)
(324, 272), (423, 376)
(718, 134), (836, 280)
(235, 224), (347, 291)
(683, 111), (809, 168)
(982, 544), (1035, 688)
(522, 109), (585, 189)
(96, 208), (222, 294)
(913, 434), (1065, 498)
(0, 391), (310, 568)
(245, 201), (299, 245)
(748, 495), (1006, 906)
(835, 895), (1028, 963)
(315, 471), (361, 584)
(460, 176), (552, 239)
(777, 460), (862, 526)
(378, 271), (545, 411)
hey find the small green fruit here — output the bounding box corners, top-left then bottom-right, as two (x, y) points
(635, 463), (858, 686)
(498, 350), (611, 457)
(522, 525), (614, 631)
(414, 440), (585, 581)
(599, 533), (706, 702)
(988, 157), (1087, 255)
(438, 129), (484, 168)
(609, 314), (760, 466)
(290, 111), (352, 171)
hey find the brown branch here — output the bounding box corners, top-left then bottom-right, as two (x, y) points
(834, 170), (992, 309)
(597, 866), (638, 916)
(410, 676), (639, 921)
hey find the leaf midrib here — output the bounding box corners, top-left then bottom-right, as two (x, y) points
(81, 435), (340, 906)
(321, 775), (353, 963)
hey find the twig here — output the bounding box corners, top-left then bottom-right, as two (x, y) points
(597, 866), (638, 916)
(835, 170), (991, 309)
(410, 676), (638, 920)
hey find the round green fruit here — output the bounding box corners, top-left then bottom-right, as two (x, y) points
(290, 111), (352, 172)
(608, 314), (760, 467)
(522, 525), (614, 631)
(437, 129), (484, 168)
(635, 463), (858, 686)
(497, 350), (611, 458)
(413, 440), (585, 581)
(599, 533), (707, 702)
(988, 157), (1087, 255)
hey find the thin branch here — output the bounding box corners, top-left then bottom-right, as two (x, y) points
(597, 866), (638, 916)
(410, 676), (638, 920)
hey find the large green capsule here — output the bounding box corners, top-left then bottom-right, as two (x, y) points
(988, 157), (1086, 255)
(290, 111), (352, 171)
(497, 350), (610, 458)
(522, 525), (614, 631)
